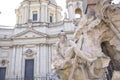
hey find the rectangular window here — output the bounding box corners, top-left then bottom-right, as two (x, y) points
(32, 11), (38, 21)
(0, 68), (6, 80)
(24, 59), (34, 80)
(50, 16), (53, 23)
(50, 13), (53, 23)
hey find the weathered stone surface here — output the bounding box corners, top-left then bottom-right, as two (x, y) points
(52, 0), (120, 80)
(112, 71), (120, 80)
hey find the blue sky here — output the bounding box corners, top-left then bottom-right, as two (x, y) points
(0, 0), (119, 26)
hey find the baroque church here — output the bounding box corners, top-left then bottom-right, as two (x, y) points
(0, 0), (119, 80)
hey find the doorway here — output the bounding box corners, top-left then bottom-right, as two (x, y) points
(24, 59), (34, 80)
(0, 67), (6, 80)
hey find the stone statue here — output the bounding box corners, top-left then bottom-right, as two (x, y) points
(51, 10), (110, 80)
(52, 1), (120, 79)
(52, 31), (96, 80)
(51, 31), (77, 80)
(52, 31), (75, 70)
(73, 9), (110, 80)
(95, 0), (120, 79)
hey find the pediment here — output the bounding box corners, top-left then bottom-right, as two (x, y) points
(12, 29), (48, 39)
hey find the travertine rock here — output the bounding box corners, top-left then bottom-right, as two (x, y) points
(52, 1), (120, 79)
(112, 71), (120, 80)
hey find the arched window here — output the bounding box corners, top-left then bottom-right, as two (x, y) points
(75, 8), (82, 18)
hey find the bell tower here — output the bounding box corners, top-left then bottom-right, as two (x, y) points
(66, 0), (84, 20)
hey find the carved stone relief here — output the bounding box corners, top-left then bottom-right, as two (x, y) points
(23, 49), (36, 58)
(0, 59), (9, 67)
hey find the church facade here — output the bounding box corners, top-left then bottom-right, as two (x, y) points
(0, 0), (85, 79)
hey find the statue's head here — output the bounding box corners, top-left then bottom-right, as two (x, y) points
(58, 31), (67, 42)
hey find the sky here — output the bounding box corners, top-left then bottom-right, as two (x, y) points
(0, 0), (120, 27)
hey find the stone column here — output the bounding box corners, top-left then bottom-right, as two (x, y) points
(24, 5), (29, 23)
(41, 3), (48, 22)
(46, 44), (49, 75)
(14, 45), (22, 78)
(48, 44), (52, 73)
(40, 44), (47, 77)
(35, 45), (40, 77)
(9, 45), (16, 78)
(21, 8), (25, 24)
